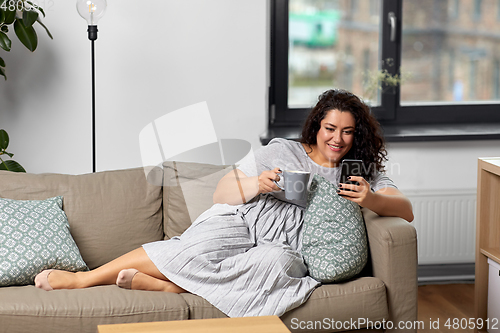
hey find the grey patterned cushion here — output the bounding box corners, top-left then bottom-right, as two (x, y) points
(0, 196), (88, 286)
(301, 174), (368, 283)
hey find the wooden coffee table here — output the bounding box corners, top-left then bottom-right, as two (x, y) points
(97, 315), (291, 333)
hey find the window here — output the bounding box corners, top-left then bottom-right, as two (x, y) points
(449, 0), (459, 20)
(267, 0), (500, 142)
(473, 0), (482, 21)
(494, 60), (500, 99)
(370, 0), (380, 17)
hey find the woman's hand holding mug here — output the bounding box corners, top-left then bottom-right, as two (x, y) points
(257, 168), (282, 194)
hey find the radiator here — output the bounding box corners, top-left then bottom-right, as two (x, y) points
(406, 189), (477, 265)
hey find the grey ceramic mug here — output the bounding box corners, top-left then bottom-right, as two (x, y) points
(274, 170), (311, 200)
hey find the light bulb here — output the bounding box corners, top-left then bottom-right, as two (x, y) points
(76, 0), (107, 26)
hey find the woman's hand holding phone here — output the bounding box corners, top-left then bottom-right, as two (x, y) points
(338, 176), (374, 207)
(338, 158), (372, 206)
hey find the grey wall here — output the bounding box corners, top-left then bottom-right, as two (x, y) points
(1, 0), (499, 196)
(1, 0), (267, 174)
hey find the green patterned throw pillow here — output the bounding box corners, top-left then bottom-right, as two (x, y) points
(0, 196), (88, 287)
(301, 174), (368, 283)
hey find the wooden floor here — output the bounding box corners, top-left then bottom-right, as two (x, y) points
(418, 283), (475, 333)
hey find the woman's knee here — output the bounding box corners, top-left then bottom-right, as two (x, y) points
(254, 243), (306, 277)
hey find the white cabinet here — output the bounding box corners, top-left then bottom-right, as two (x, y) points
(488, 259), (500, 333)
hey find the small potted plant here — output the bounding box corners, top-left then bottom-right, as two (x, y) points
(362, 58), (412, 104)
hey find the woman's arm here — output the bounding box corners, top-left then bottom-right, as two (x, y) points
(338, 176), (414, 222)
(213, 167), (282, 205)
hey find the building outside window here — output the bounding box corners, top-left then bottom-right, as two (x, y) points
(449, 0), (459, 20)
(494, 59), (500, 99)
(473, 0), (482, 21)
(267, 0), (500, 142)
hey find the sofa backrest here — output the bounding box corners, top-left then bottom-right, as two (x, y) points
(162, 161), (234, 239)
(0, 168), (163, 270)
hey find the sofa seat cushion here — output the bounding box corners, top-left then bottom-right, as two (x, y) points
(180, 293), (228, 319)
(0, 285), (189, 333)
(281, 277), (388, 333)
(0, 168), (163, 269)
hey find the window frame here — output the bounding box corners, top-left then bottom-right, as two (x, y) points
(268, 0), (500, 134)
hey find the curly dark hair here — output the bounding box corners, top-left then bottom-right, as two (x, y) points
(300, 89), (387, 181)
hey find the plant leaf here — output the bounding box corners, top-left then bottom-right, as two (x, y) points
(36, 17), (52, 39)
(26, 1), (45, 17)
(23, 8), (38, 27)
(0, 56), (5, 67)
(14, 18), (38, 52)
(0, 8), (5, 25)
(0, 129), (9, 150)
(0, 66), (5, 80)
(37, 6), (45, 18)
(0, 30), (11, 51)
(0, 160), (26, 172)
(3, 5), (15, 25)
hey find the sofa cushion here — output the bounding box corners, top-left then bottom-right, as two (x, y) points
(0, 285), (189, 333)
(180, 293), (228, 320)
(0, 196), (88, 286)
(163, 161), (232, 239)
(301, 174), (368, 283)
(281, 277), (388, 332)
(0, 168), (163, 269)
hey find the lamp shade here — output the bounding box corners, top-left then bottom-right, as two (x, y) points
(76, 0), (107, 25)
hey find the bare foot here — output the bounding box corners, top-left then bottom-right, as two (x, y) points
(128, 271), (186, 293)
(116, 269), (139, 289)
(35, 270), (84, 290)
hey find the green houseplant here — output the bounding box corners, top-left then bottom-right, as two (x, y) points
(0, 0), (52, 79)
(1, 1), (52, 172)
(0, 129), (25, 172)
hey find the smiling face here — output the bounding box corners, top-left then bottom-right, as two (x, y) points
(309, 109), (355, 168)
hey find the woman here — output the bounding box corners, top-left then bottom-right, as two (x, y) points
(214, 89), (413, 222)
(35, 89), (413, 317)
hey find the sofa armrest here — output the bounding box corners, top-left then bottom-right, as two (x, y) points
(362, 208), (418, 332)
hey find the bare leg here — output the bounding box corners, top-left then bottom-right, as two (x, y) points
(126, 271), (186, 293)
(44, 247), (183, 292)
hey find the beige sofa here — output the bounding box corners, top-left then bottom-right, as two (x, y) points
(0, 162), (418, 333)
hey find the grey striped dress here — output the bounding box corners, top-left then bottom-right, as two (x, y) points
(142, 138), (396, 317)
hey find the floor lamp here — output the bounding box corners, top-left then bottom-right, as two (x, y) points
(76, 0), (107, 173)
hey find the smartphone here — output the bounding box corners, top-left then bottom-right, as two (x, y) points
(339, 159), (364, 189)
